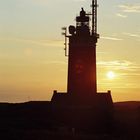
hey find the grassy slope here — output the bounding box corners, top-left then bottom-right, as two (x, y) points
(0, 101), (140, 139)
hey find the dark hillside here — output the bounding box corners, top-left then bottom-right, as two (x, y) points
(0, 101), (52, 130)
(114, 101), (140, 135)
(0, 101), (140, 139)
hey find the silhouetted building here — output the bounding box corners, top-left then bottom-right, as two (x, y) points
(51, 0), (113, 130)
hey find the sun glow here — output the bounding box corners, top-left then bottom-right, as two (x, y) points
(106, 71), (116, 80)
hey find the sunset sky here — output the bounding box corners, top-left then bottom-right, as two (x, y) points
(0, 0), (140, 103)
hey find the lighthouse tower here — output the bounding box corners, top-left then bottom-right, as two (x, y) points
(67, 6), (98, 103)
(51, 0), (113, 129)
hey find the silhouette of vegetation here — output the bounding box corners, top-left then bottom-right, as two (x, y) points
(0, 101), (140, 140)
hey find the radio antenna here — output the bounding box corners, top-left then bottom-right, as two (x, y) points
(92, 0), (98, 35)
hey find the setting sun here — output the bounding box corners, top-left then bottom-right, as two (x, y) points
(106, 71), (116, 80)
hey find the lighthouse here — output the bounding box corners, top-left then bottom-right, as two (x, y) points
(67, 6), (98, 103)
(51, 0), (113, 129)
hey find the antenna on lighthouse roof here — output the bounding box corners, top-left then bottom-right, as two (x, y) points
(92, 0), (98, 36)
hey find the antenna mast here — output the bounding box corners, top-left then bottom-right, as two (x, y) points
(92, 0), (98, 35)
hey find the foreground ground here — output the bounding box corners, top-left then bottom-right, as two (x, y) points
(0, 101), (140, 140)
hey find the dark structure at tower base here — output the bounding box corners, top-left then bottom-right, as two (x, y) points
(51, 91), (113, 130)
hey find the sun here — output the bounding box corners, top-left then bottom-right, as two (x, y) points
(106, 71), (116, 80)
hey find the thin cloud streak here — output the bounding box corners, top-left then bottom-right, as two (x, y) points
(119, 4), (140, 13)
(123, 32), (140, 38)
(0, 38), (63, 48)
(116, 13), (127, 18)
(73, 0), (86, 1)
(101, 36), (123, 41)
(41, 60), (67, 65)
(97, 60), (140, 71)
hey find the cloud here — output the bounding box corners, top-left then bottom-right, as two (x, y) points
(30, 0), (48, 5)
(100, 36), (123, 41)
(73, 0), (86, 1)
(42, 60), (67, 65)
(119, 4), (140, 13)
(116, 13), (127, 18)
(97, 60), (140, 71)
(0, 38), (63, 48)
(123, 32), (140, 38)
